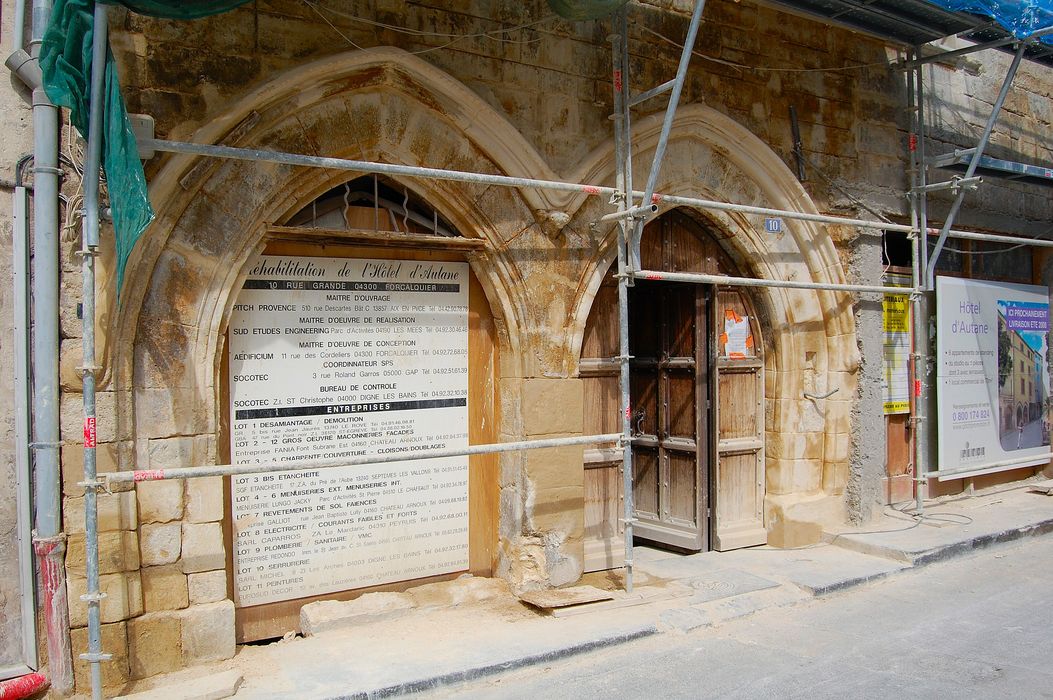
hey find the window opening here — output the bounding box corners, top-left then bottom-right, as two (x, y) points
(882, 231), (912, 269)
(285, 174), (460, 237)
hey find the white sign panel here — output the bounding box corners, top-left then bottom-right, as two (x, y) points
(228, 255), (469, 607)
(936, 276), (1050, 477)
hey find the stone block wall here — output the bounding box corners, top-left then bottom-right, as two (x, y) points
(59, 454), (234, 688)
(5, 0), (1053, 691)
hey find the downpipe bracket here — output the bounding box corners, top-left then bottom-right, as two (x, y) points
(78, 653), (113, 663)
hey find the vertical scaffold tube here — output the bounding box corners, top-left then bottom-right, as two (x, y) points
(611, 7), (634, 593)
(628, 0), (707, 269)
(81, 5), (110, 699)
(907, 50), (927, 515)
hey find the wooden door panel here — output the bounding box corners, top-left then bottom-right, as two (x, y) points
(668, 451), (699, 523)
(633, 448), (660, 517)
(718, 369), (760, 440)
(581, 282), (619, 359)
(583, 375), (620, 436)
(716, 451), (762, 524)
(629, 285), (661, 358)
(667, 372), (697, 440)
(583, 463), (624, 571)
(714, 360), (766, 551)
(631, 371), (659, 437)
(667, 290), (696, 358)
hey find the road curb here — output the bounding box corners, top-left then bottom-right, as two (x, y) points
(326, 623), (659, 699)
(798, 566), (905, 597)
(909, 517), (1053, 566)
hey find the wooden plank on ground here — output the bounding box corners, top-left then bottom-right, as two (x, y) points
(1028, 479), (1053, 495)
(519, 585), (614, 611)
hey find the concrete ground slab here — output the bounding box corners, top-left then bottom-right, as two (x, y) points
(228, 602), (657, 699)
(681, 568), (780, 603)
(120, 669), (244, 700)
(637, 543), (908, 597)
(100, 483), (1053, 700)
(829, 485), (1053, 566)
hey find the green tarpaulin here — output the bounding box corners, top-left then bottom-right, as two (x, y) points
(111, 1), (252, 20)
(40, 0), (251, 296)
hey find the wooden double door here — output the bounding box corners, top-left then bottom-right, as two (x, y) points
(630, 279), (710, 550)
(581, 211), (766, 564)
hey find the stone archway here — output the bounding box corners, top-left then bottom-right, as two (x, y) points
(566, 104), (860, 545)
(103, 47), (624, 593)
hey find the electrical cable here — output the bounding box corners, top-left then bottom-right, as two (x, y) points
(932, 241), (1029, 254)
(638, 24), (892, 75)
(741, 502), (974, 553)
(303, 0), (554, 41)
(63, 110), (86, 243)
(304, 0), (364, 51)
(302, 0), (551, 55)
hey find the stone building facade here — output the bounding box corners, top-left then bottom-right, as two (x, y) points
(3, 0), (1053, 692)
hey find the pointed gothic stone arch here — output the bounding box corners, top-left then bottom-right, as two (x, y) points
(567, 105), (859, 542)
(100, 47), (626, 590)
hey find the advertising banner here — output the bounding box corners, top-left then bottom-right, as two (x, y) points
(936, 276), (1051, 477)
(228, 255), (470, 607)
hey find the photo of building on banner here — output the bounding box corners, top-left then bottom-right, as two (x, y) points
(936, 277), (1051, 478)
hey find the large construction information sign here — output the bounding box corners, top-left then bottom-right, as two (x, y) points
(936, 276), (1051, 478)
(228, 255), (470, 607)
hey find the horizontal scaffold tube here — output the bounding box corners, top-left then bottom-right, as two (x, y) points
(107, 433), (623, 484)
(636, 269), (901, 295)
(142, 138), (913, 233)
(935, 227), (1053, 248)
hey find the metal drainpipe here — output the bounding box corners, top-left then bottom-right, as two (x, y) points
(13, 0), (27, 52)
(79, 6), (111, 699)
(25, 0), (75, 694)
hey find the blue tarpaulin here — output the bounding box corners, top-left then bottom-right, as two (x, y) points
(923, 0), (1053, 43)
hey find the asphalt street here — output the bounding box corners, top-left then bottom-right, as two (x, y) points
(419, 536), (1053, 700)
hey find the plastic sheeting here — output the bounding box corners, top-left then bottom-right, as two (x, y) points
(41, 0), (153, 296)
(40, 0), (254, 297)
(109, 0), (252, 19)
(924, 0), (1053, 42)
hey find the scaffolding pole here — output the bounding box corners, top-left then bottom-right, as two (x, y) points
(80, 5), (111, 699)
(138, 137), (1053, 252)
(634, 269), (902, 295)
(611, 6), (636, 593)
(103, 434), (623, 485)
(626, 0), (708, 271)
(141, 137), (916, 235)
(925, 38), (1029, 286)
(907, 46), (929, 515)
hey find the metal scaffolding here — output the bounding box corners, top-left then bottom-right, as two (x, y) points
(57, 2), (1053, 697)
